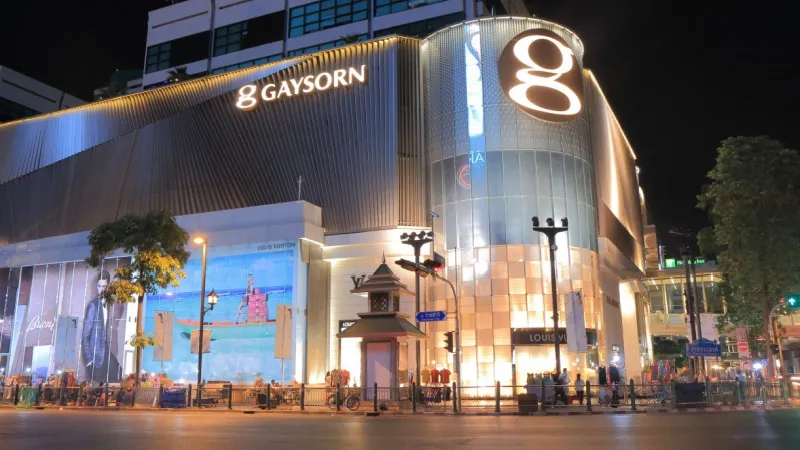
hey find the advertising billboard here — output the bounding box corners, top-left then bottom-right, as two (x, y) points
(7, 258), (131, 383)
(142, 242), (295, 384)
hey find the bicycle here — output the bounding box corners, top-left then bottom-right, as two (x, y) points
(326, 388), (360, 411)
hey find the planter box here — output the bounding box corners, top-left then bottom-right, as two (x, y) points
(517, 393), (539, 413)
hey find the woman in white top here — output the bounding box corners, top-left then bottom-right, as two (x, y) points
(574, 373), (585, 405)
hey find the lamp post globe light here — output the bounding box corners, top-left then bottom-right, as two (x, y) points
(399, 231), (433, 389)
(193, 236), (218, 407)
(531, 216), (568, 374)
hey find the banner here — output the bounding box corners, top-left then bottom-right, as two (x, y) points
(190, 329), (211, 354)
(274, 304), (292, 360)
(153, 311), (174, 361)
(565, 291), (588, 352)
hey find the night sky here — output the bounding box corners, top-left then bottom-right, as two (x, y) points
(1, 1), (797, 251)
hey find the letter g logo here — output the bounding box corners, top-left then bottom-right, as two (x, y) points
(498, 29), (584, 123)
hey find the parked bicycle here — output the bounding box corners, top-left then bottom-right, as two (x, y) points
(326, 388), (360, 411)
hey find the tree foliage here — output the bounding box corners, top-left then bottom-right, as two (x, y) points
(697, 136), (800, 376)
(86, 210), (190, 379)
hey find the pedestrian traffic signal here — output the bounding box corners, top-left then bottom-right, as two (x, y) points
(786, 294), (800, 311)
(444, 331), (455, 353)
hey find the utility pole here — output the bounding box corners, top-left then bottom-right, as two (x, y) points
(681, 247), (698, 378)
(532, 216), (568, 374)
(400, 231), (433, 388)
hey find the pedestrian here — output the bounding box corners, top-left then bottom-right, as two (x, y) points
(575, 373), (585, 405)
(557, 369), (569, 405)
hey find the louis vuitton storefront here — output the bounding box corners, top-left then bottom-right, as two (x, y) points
(0, 17), (648, 387)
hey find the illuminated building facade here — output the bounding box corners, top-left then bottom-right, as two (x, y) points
(0, 17), (647, 387)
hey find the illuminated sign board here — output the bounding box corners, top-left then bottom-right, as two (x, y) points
(236, 65), (367, 110)
(498, 29), (583, 123)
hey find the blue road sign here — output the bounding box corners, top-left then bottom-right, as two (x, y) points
(686, 338), (722, 357)
(416, 311), (446, 322)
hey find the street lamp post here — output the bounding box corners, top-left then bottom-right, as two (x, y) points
(394, 258), (461, 409)
(531, 217), (568, 375)
(400, 231), (433, 388)
(193, 236), (218, 407)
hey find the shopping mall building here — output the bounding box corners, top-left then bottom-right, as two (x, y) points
(0, 17), (650, 388)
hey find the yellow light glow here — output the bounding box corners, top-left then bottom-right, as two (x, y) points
(585, 70), (637, 161)
(193, 236), (206, 245)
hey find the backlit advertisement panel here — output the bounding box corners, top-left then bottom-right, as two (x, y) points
(142, 242), (295, 384)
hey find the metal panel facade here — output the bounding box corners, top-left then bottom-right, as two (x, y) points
(0, 37), (425, 245)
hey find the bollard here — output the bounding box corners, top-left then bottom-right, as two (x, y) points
(104, 384), (109, 407)
(630, 379), (636, 411)
(540, 378), (546, 412)
(228, 384), (233, 410)
(187, 384), (192, 408)
(35, 384), (42, 406)
(706, 379), (713, 407)
(671, 381), (677, 409)
(157, 385), (164, 408)
(780, 380), (788, 405)
(130, 388), (136, 407)
(452, 382), (458, 413)
(760, 380), (768, 405)
(59, 386), (65, 407)
(336, 383), (341, 411)
(734, 380), (742, 406)
(586, 380), (592, 412)
(495, 381), (501, 413)
(373, 383), (378, 412)
(266, 384), (271, 410)
(412, 382), (417, 412)
(300, 383), (305, 411)
(13, 384), (20, 406)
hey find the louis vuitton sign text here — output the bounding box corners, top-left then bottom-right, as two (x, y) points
(236, 65), (367, 110)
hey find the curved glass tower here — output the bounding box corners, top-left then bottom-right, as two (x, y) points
(422, 17), (602, 388)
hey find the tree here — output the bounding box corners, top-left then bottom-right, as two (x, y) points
(86, 211), (190, 384)
(166, 67), (191, 84)
(697, 136), (800, 378)
(652, 336), (688, 369)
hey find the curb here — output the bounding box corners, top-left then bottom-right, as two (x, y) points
(3, 404), (797, 416)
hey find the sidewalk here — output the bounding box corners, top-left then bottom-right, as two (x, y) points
(3, 402), (797, 416)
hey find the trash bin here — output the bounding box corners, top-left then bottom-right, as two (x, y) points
(674, 383), (706, 408)
(517, 393), (539, 414)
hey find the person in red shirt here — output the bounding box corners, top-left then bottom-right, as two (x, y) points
(440, 367), (451, 384)
(430, 367), (440, 384)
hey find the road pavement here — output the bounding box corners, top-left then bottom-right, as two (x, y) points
(1, 409), (799, 449)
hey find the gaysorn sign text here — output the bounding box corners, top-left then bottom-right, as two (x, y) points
(498, 29), (584, 123)
(236, 65), (367, 110)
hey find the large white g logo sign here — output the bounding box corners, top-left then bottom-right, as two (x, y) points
(498, 29), (584, 123)
(236, 84), (258, 110)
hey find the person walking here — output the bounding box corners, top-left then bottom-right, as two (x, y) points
(575, 373), (585, 405)
(557, 369), (569, 405)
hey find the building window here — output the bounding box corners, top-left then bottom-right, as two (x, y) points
(287, 34), (367, 56)
(374, 11), (463, 38)
(0, 96), (40, 123)
(145, 31), (209, 74)
(215, 22), (247, 56)
(289, 0), (368, 38)
(146, 42), (172, 74)
(211, 54), (283, 74)
(374, 0), (445, 17)
(214, 11), (286, 57)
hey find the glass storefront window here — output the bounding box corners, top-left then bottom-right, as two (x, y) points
(704, 280), (723, 313)
(646, 283), (665, 313)
(667, 282), (684, 314)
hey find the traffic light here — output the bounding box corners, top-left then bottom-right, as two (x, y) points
(786, 293), (800, 311)
(444, 331), (455, 353)
(770, 344), (780, 355)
